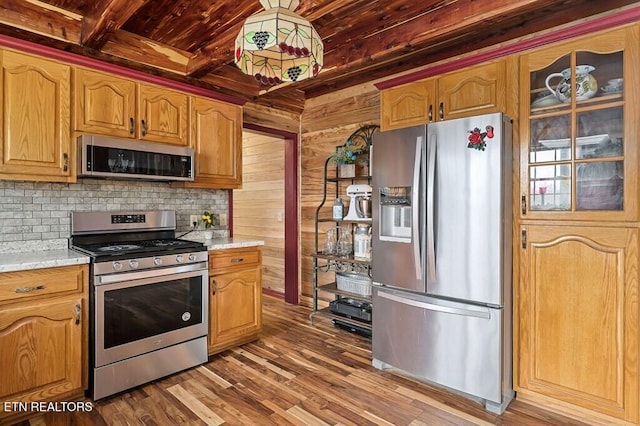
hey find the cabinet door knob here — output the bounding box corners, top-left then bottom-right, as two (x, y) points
(428, 104), (433, 122)
(521, 195), (527, 215)
(63, 153), (68, 172)
(212, 279), (217, 294)
(74, 304), (81, 325)
(129, 117), (135, 134)
(141, 119), (147, 136)
(439, 102), (444, 120)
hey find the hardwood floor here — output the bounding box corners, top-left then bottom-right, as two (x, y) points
(18, 295), (587, 426)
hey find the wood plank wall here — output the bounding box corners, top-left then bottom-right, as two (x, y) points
(299, 83), (380, 306)
(241, 103), (300, 297)
(234, 130), (286, 295)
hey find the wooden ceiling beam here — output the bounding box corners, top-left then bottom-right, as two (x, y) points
(0, 0), (191, 75)
(101, 30), (190, 74)
(186, 30), (236, 78)
(324, 0), (553, 69)
(260, 0), (555, 97)
(185, 2), (261, 78)
(0, 0), (82, 43)
(82, 0), (150, 50)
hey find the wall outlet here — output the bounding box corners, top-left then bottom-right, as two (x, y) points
(189, 215), (199, 228)
(219, 213), (228, 226)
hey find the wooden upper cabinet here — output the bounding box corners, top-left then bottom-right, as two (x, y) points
(516, 225), (638, 423)
(438, 61), (506, 120)
(519, 26), (639, 221)
(380, 60), (506, 130)
(74, 69), (188, 146)
(138, 83), (188, 146)
(380, 78), (436, 130)
(187, 96), (242, 189)
(0, 50), (72, 182)
(74, 68), (136, 139)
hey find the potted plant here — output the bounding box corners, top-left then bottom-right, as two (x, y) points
(330, 142), (361, 178)
(201, 210), (216, 239)
(329, 125), (378, 178)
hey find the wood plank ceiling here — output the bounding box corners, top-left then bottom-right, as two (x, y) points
(0, 0), (637, 113)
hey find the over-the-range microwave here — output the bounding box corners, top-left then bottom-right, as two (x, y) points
(78, 135), (194, 181)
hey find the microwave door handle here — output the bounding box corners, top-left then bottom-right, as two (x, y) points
(412, 136), (423, 280)
(426, 133), (437, 282)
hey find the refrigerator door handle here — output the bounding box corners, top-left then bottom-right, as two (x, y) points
(412, 136), (423, 280)
(426, 133), (437, 282)
(378, 291), (491, 320)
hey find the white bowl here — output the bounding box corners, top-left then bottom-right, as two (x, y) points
(531, 94), (562, 108)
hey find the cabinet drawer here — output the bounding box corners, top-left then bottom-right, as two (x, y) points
(0, 265), (86, 303)
(209, 247), (261, 272)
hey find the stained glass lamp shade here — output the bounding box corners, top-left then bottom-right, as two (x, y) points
(235, 0), (323, 85)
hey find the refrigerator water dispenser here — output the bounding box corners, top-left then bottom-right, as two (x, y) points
(379, 186), (412, 241)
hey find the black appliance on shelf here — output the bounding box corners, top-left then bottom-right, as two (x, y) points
(329, 298), (372, 322)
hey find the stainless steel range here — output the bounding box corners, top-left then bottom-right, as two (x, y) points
(69, 210), (208, 400)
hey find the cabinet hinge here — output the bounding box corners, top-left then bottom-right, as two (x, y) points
(521, 229), (527, 249)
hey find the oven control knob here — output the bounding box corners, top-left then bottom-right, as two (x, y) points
(129, 260), (139, 269)
(188, 253), (196, 262)
(113, 261), (123, 271)
(153, 257), (163, 266)
(176, 254), (184, 263)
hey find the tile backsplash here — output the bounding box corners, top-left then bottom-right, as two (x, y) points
(0, 179), (228, 243)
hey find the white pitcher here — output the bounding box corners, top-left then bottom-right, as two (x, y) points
(545, 65), (598, 103)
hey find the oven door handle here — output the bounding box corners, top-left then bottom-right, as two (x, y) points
(95, 262), (208, 285)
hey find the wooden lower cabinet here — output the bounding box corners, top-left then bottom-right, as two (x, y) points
(0, 264), (88, 424)
(516, 225), (639, 423)
(208, 247), (262, 355)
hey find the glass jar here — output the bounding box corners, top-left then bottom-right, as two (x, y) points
(337, 227), (352, 257)
(332, 197), (344, 220)
(323, 228), (337, 255)
(353, 224), (371, 260)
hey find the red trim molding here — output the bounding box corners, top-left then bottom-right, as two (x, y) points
(243, 123), (300, 305)
(0, 34), (245, 105)
(375, 5), (640, 90)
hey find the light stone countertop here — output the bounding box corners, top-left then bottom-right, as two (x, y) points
(0, 235), (263, 273)
(0, 248), (90, 273)
(180, 233), (264, 251)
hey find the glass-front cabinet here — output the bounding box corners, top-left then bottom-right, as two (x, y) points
(520, 26), (638, 220)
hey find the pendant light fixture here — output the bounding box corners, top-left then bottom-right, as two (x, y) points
(234, 0), (323, 85)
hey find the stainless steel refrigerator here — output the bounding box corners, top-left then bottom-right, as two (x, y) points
(371, 112), (513, 414)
